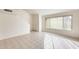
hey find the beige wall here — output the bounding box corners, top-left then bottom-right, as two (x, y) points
(42, 10), (79, 38)
(31, 14), (39, 32)
(0, 10), (31, 39)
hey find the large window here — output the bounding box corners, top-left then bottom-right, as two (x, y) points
(46, 16), (72, 31)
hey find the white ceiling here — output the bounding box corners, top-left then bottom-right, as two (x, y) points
(0, 9), (75, 16)
(25, 9), (72, 15)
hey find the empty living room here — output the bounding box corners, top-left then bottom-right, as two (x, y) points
(0, 9), (79, 49)
(1, 0), (79, 59)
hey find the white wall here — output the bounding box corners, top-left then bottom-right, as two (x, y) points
(39, 14), (42, 32)
(0, 10), (31, 39)
(42, 10), (79, 38)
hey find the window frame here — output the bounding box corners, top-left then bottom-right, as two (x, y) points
(45, 15), (73, 31)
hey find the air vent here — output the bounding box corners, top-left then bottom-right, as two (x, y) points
(4, 9), (12, 12)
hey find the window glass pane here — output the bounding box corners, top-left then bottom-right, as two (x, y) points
(63, 16), (72, 30)
(50, 18), (58, 29)
(46, 19), (50, 28)
(57, 17), (63, 29)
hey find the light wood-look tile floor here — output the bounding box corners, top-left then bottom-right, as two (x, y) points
(0, 32), (79, 49)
